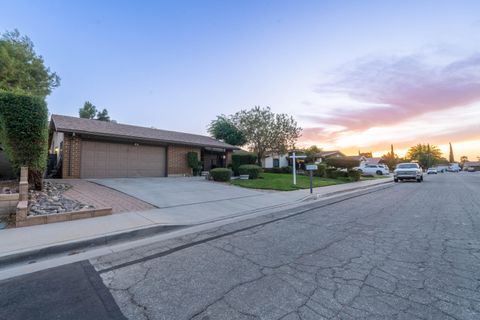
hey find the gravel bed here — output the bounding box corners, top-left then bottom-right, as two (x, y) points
(28, 181), (94, 216)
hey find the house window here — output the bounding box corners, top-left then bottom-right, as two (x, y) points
(273, 159), (280, 168)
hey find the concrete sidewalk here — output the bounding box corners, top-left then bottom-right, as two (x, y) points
(0, 178), (391, 264)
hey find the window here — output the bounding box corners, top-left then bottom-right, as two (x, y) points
(273, 159), (280, 168)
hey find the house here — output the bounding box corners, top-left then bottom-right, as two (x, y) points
(313, 150), (345, 163)
(261, 153), (289, 169)
(48, 115), (239, 179)
(463, 161), (480, 171)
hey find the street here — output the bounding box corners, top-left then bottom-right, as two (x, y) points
(1, 173), (480, 320)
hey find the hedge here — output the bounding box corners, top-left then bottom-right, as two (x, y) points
(232, 152), (257, 175)
(238, 164), (262, 179)
(0, 91), (48, 189)
(325, 157), (359, 169)
(210, 168), (232, 181)
(263, 166), (292, 174)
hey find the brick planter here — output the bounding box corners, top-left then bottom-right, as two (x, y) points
(0, 193), (19, 217)
(16, 207), (113, 227)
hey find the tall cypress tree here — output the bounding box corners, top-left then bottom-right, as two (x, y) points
(390, 144), (394, 157)
(449, 142), (454, 163)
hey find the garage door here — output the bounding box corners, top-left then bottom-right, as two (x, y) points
(80, 141), (166, 178)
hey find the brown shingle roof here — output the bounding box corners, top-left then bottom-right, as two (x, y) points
(51, 114), (239, 150)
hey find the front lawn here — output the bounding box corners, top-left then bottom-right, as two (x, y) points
(231, 173), (352, 191)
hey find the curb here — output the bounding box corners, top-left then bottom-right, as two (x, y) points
(0, 224), (184, 268)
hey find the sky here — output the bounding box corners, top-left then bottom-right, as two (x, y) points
(1, 0), (479, 160)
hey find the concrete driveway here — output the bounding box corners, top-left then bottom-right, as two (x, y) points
(90, 177), (265, 208)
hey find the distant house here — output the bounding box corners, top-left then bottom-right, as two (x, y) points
(463, 161), (480, 171)
(313, 150), (345, 163)
(345, 155), (384, 167)
(261, 153), (289, 169)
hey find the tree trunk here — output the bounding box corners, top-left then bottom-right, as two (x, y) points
(28, 169), (43, 191)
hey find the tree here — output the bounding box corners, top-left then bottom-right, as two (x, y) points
(449, 142), (455, 163)
(381, 144), (398, 170)
(232, 106), (302, 165)
(304, 145), (321, 163)
(96, 108), (110, 121)
(208, 115), (246, 146)
(0, 30), (60, 97)
(406, 144), (443, 168)
(0, 92), (48, 190)
(79, 101), (97, 119)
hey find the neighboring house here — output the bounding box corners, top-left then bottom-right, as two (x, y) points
(0, 145), (15, 179)
(462, 161), (480, 171)
(48, 114), (239, 179)
(261, 153), (289, 169)
(313, 150), (346, 163)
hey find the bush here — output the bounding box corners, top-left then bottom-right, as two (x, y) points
(314, 164), (326, 177)
(238, 164), (262, 179)
(348, 169), (361, 181)
(0, 91), (48, 189)
(232, 152), (257, 175)
(325, 157), (359, 169)
(282, 166), (293, 173)
(210, 168), (232, 181)
(325, 168), (338, 179)
(187, 151), (201, 175)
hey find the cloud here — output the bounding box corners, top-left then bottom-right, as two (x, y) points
(299, 52), (480, 152)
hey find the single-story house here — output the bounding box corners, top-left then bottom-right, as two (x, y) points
(313, 150), (345, 163)
(49, 114), (239, 179)
(261, 153), (289, 169)
(463, 161), (480, 171)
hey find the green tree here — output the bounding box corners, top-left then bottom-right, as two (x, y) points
(79, 101), (97, 119)
(96, 108), (110, 121)
(406, 144), (443, 168)
(304, 145), (321, 163)
(208, 115), (246, 146)
(381, 144), (398, 170)
(0, 30), (60, 97)
(232, 106), (302, 165)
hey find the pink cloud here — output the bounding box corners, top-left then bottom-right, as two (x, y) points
(304, 53), (480, 131)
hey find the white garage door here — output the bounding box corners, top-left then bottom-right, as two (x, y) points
(80, 141), (166, 178)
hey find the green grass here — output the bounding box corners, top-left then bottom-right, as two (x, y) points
(231, 173), (352, 191)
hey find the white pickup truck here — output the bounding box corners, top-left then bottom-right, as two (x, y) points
(394, 163), (423, 182)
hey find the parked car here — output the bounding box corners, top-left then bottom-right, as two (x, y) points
(427, 168), (437, 174)
(394, 163), (423, 182)
(357, 164), (389, 176)
(467, 167), (476, 172)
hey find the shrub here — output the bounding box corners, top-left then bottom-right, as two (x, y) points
(348, 169), (361, 181)
(325, 168), (338, 179)
(314, 164), (326, 177)
(325, 157), (359, 169)
(187, 151), (201, 175)
(210, 168), (232, 181)
(0, 91), (48, 189)
(238, 164), (262, 179)
(281, 166), (292, 173)
(232, 151), (257, 175)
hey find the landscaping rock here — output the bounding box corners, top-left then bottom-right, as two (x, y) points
(28, 181), (95, 216)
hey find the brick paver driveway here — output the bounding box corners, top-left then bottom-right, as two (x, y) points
(60, 179), (154, 213)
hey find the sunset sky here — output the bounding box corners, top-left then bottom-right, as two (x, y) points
(1, 1), (479, 160)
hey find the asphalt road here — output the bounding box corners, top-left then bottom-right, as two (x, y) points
(1, 172), (480, 320)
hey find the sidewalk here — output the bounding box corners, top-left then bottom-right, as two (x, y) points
(0, 178), (391, 264)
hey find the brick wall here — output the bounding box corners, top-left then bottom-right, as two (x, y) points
(167, 145), (201, 176)
(62, 134), (82, 178)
